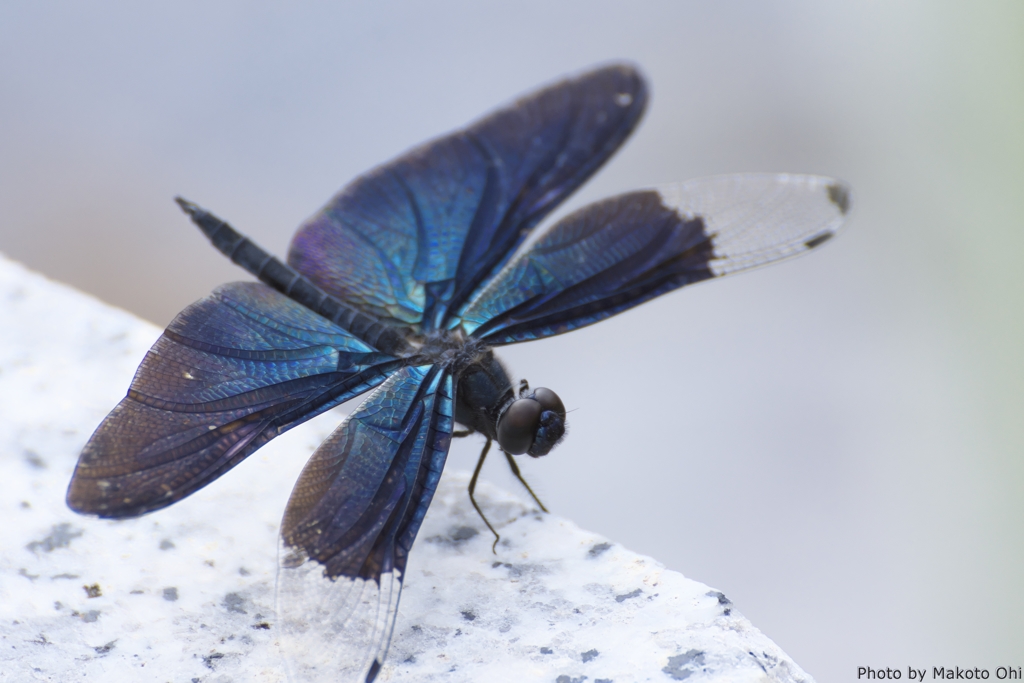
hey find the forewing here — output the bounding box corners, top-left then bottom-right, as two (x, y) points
(277, 365), (454, 683)
(67, 282), (399, 518)
(287, 63), (648, 332)
(457, 173), (850, 343)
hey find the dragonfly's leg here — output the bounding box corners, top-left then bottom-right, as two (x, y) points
(452, 428), (473, 438)
(469, 438), (501, 553)
(518, 378), (530, 398)
(503, 450), (549, 513)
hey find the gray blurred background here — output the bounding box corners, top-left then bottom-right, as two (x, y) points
(2, 1), (1022, 680)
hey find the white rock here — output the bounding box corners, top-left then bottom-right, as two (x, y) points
(0, 252), (813, 683)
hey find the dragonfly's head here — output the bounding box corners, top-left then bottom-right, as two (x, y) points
(496, 387), (566, 458)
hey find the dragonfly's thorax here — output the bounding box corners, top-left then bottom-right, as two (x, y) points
(404, 328), (512, 439)
(409, 328), (489, 374)
(453, 353), (516, 440)
(399, 338), (501, 444)
(425, 332), (566, 458)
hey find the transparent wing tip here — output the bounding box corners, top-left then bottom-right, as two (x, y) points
(807, 178), (851, 248)
(653, 173), (852, 278)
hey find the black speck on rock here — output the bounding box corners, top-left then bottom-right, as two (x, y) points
(222, 592), (247, 614)
(706, 590), (731, 606)
(159, 539), (175, 550)
(663, 650), (706, 681)
(595, 680), (614, 683)
(93, 641), (116, 656)
(23, 450), (46, 469)
(540, 647), (554, 655)
(555, 676), (588, 683)
(747, 650), (780, 672)
(162, 587), (178, 602)
(26, 523), (83, 553)
(614, 588), (642, 603)
(428, 525), (480, 546)
(83, 584), (102, 598)
(78, 610), (100, 623)
(252, 621), (271, 630)
(587, 542), (612, 558)
(460, 609), (477, 621)
(491, 561), (545, 579)
(707, 590), (732, 615)
(582, 649), (599, 662)
(202, 652), (225, 670)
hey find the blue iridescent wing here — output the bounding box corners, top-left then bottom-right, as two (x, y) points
(277, 365), (454, 683)
(287, 63), (648, 333)
(457, 174), (850, 343)
(66, 282), (400, 518)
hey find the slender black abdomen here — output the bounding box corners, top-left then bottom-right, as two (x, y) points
(174, 197), (410, 356)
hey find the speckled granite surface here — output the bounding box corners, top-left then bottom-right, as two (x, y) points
(0, 253), (813, 682)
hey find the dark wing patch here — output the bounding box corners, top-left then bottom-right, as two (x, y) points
(660, 174), (849, 277)
(458, 174), (849, 344)
(66, 282), (399, 518)
(804, 231), (834, 249)
(278, 365), (453, 683)
(827, 182), (850, 214)
(287, 63), (648, 332)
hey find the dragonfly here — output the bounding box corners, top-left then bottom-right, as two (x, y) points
(66, 63), (849, 682)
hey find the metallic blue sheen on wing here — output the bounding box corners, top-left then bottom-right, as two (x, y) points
(65, 61), (850, 683)
(287, 64), (648, 332)
(280, 365), (454, 581)
(457, 191), (715, 343)
(66, 282), (399, 518)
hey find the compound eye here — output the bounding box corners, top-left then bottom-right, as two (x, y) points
(496, 398), (542, 455)
(530, 387), (565, 418)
